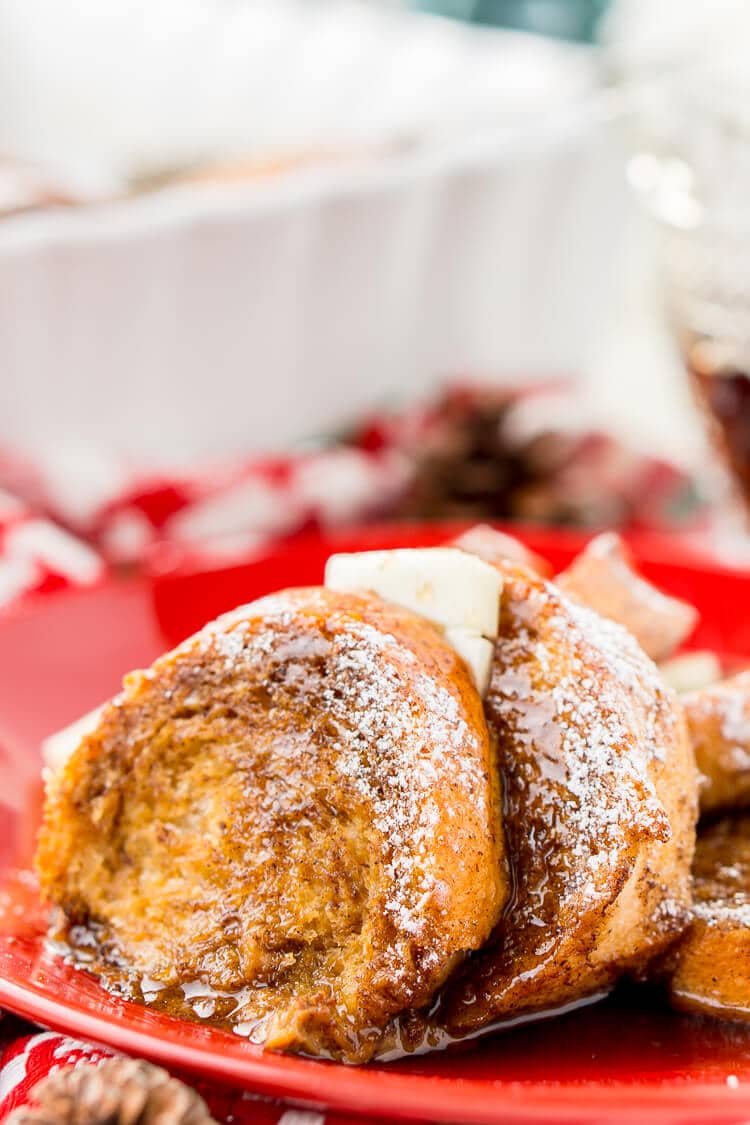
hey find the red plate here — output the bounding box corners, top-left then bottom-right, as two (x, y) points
(3, 522), (750, 1125)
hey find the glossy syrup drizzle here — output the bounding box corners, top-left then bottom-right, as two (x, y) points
(36, 927), (750, 1075)
(4, 864), (750, 1078)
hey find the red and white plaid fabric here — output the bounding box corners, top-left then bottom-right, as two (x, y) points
(0, 382), (702, 616)
(0, 1033), (114, 1117)
(0, 1032), (377, 1124)
(0, 488), (105, 609)
(0, 444), (409, 609)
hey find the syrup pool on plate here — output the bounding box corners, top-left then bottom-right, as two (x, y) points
(3, 862), (750, 1084)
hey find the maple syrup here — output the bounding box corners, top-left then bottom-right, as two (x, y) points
(689, 339), (750, 513)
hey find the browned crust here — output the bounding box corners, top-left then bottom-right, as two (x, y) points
(436, 558), (696, 1037)
(451, 525), (552, 577)
(665, 814), (750, 1022)
(684, 671), (750, 814)
(37, 587), (506, 1062)
(556, 532), (698, 662)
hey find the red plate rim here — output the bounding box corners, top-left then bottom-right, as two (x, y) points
(2, 975), (750, 1125)
(3, 520), (750, 1125)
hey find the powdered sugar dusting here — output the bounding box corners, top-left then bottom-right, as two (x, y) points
(719, 690), (750, 748)
(691, 816), (750, 933)
(212, 627), (246, 668)
(689, 674), (750, 761)
(693, 897), (750, 929)
(563, 595), (676, 766)
(321, 618), (486, 938)
(439, 566), (688, 1031)
(489, 575), (673, 905)
(198, 589), (490, 946)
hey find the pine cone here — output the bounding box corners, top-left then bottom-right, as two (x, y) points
(398, 389), (545, 521)
(7, 1057), (218, 1125)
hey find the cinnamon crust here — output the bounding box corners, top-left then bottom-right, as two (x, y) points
(37, 587), (506, 1062)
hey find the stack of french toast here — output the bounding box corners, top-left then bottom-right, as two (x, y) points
(35, 526), (750, 1062)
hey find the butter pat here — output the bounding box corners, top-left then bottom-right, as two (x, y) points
(325, 547), (502, 693)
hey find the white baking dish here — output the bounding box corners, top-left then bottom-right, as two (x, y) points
(0, 0), (631, 464)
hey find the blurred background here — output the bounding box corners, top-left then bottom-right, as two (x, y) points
(0, 0), (749, 603)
